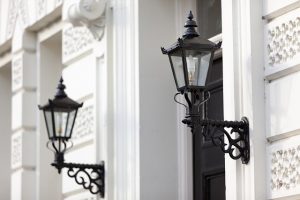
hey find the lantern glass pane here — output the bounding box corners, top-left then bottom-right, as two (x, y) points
(54, 111), (69, 138)
(170, 52), (186, 88)
(44, 110), (54, 139)
(65, 110), (77, 138)
(186, 50), (212, 87)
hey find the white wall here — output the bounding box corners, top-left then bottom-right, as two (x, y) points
(263, 0), (300, 199)
(0, 63), (11, 199)
(221, 0), (266, 199)
(37, 31), (63, 200)
(139, 0), (178, 199)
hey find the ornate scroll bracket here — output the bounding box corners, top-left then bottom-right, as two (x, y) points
(67, 0), (107, 40)
(52, 161), (105, 197)
(182, 117), (250, 164)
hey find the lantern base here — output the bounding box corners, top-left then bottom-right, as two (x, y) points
(54, 153), (65, 173)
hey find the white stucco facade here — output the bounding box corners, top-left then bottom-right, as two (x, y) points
(0, 0), (300, 200)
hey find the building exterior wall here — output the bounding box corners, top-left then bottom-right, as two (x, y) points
(0, 0), (300, 200)
(264, 0), (300, 199)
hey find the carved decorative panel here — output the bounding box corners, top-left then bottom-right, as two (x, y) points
(265, 7), (300, 79)
(12, 56), (23, 91)
(6, 0), (28, 38)
(72, 104), (94, 141)
(19, 0), (28, 27)
(271, 146), (300, 191)
(268, 136), (300, 199)
(6, 0), (18, 38)
(37, 0), (47, 18)
(11, 133), (22, 169)
(63, 26), (94, 63)
(267, 17), (300, 66)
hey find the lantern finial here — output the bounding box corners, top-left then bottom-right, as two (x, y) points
(183, 11), (199, 39)
(55, 76), (67, 98)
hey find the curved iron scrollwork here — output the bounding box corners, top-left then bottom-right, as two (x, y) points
(52, 162), (105, 197)
(182, 117), (250, 164)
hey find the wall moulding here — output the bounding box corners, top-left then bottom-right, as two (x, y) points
(12, 55), (23, 91)
(62, 25), (95, 63)
(6, 0), (29, 39)
(11, 131), (36, 170)
(0, 39), (12, 56)
(268, 135), (300, 199)
(0, 52), (12, 69)
(11, 132), (22, 169)
(267, 128), (300, 143)
(36, 0), (63, 20)
(263, 0), (300, 21)
(265, 7), (300, 80)
(72, 103), (95, 143)
(37, 0), (47, 19)
(11, 51), (37, 92)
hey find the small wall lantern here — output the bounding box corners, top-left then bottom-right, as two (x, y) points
(161, 11), (250, 164)
(38, 77), (105, 197)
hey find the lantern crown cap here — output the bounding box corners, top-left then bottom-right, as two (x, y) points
(183, 11), (199, 39)
(38, 77), (83, 112)
(55, 76), (67, 98)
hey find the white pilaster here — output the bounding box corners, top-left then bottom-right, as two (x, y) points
(11, 29), (37, 200)
(222, 0), (266, 199)
(113, 0), (140, 199)
(174, 1), (197, 200)
(263, 1), (300, 199)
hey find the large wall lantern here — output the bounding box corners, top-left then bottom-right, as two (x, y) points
(38, 77), (105, 197)
(161, 11), (250, 164)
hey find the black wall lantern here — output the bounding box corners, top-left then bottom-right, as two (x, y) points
(38, 77), (105, 197)
(161, 11), (250, 164)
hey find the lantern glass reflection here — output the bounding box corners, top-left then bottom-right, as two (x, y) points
(170, 51), (186, 89)
(185, 50), (212, 87)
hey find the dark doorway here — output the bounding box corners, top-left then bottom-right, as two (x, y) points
(193, 58), (225, 200)
(197, 0), (222, 39)
(194, 0), (224, 198)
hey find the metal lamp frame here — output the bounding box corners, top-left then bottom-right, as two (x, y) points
(39, 77), (105, 197)
(162, 11), (250, 164)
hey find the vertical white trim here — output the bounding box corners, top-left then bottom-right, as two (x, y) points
(94, 5), (115, 200)
(176, 96), (193, 200)
(222, 0), (266, 199)
(175, 1), (196, 199)
(36, 29), (63, 200)
(95, 52), (106, 200)
(113, 0), (140, 199)
(222, 1), (240, 199)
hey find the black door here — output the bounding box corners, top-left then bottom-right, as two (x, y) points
(193, 58), (225, 200)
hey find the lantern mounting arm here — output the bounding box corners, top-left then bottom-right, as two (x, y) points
(47, 139), (105, 197)
(51, 160), (105, 197)
(182, 117), (250, 164)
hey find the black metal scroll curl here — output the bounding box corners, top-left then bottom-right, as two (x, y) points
(182, 117), (250, 164)
(174, 91), (211, 115)
(52, 162), (105, 197)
